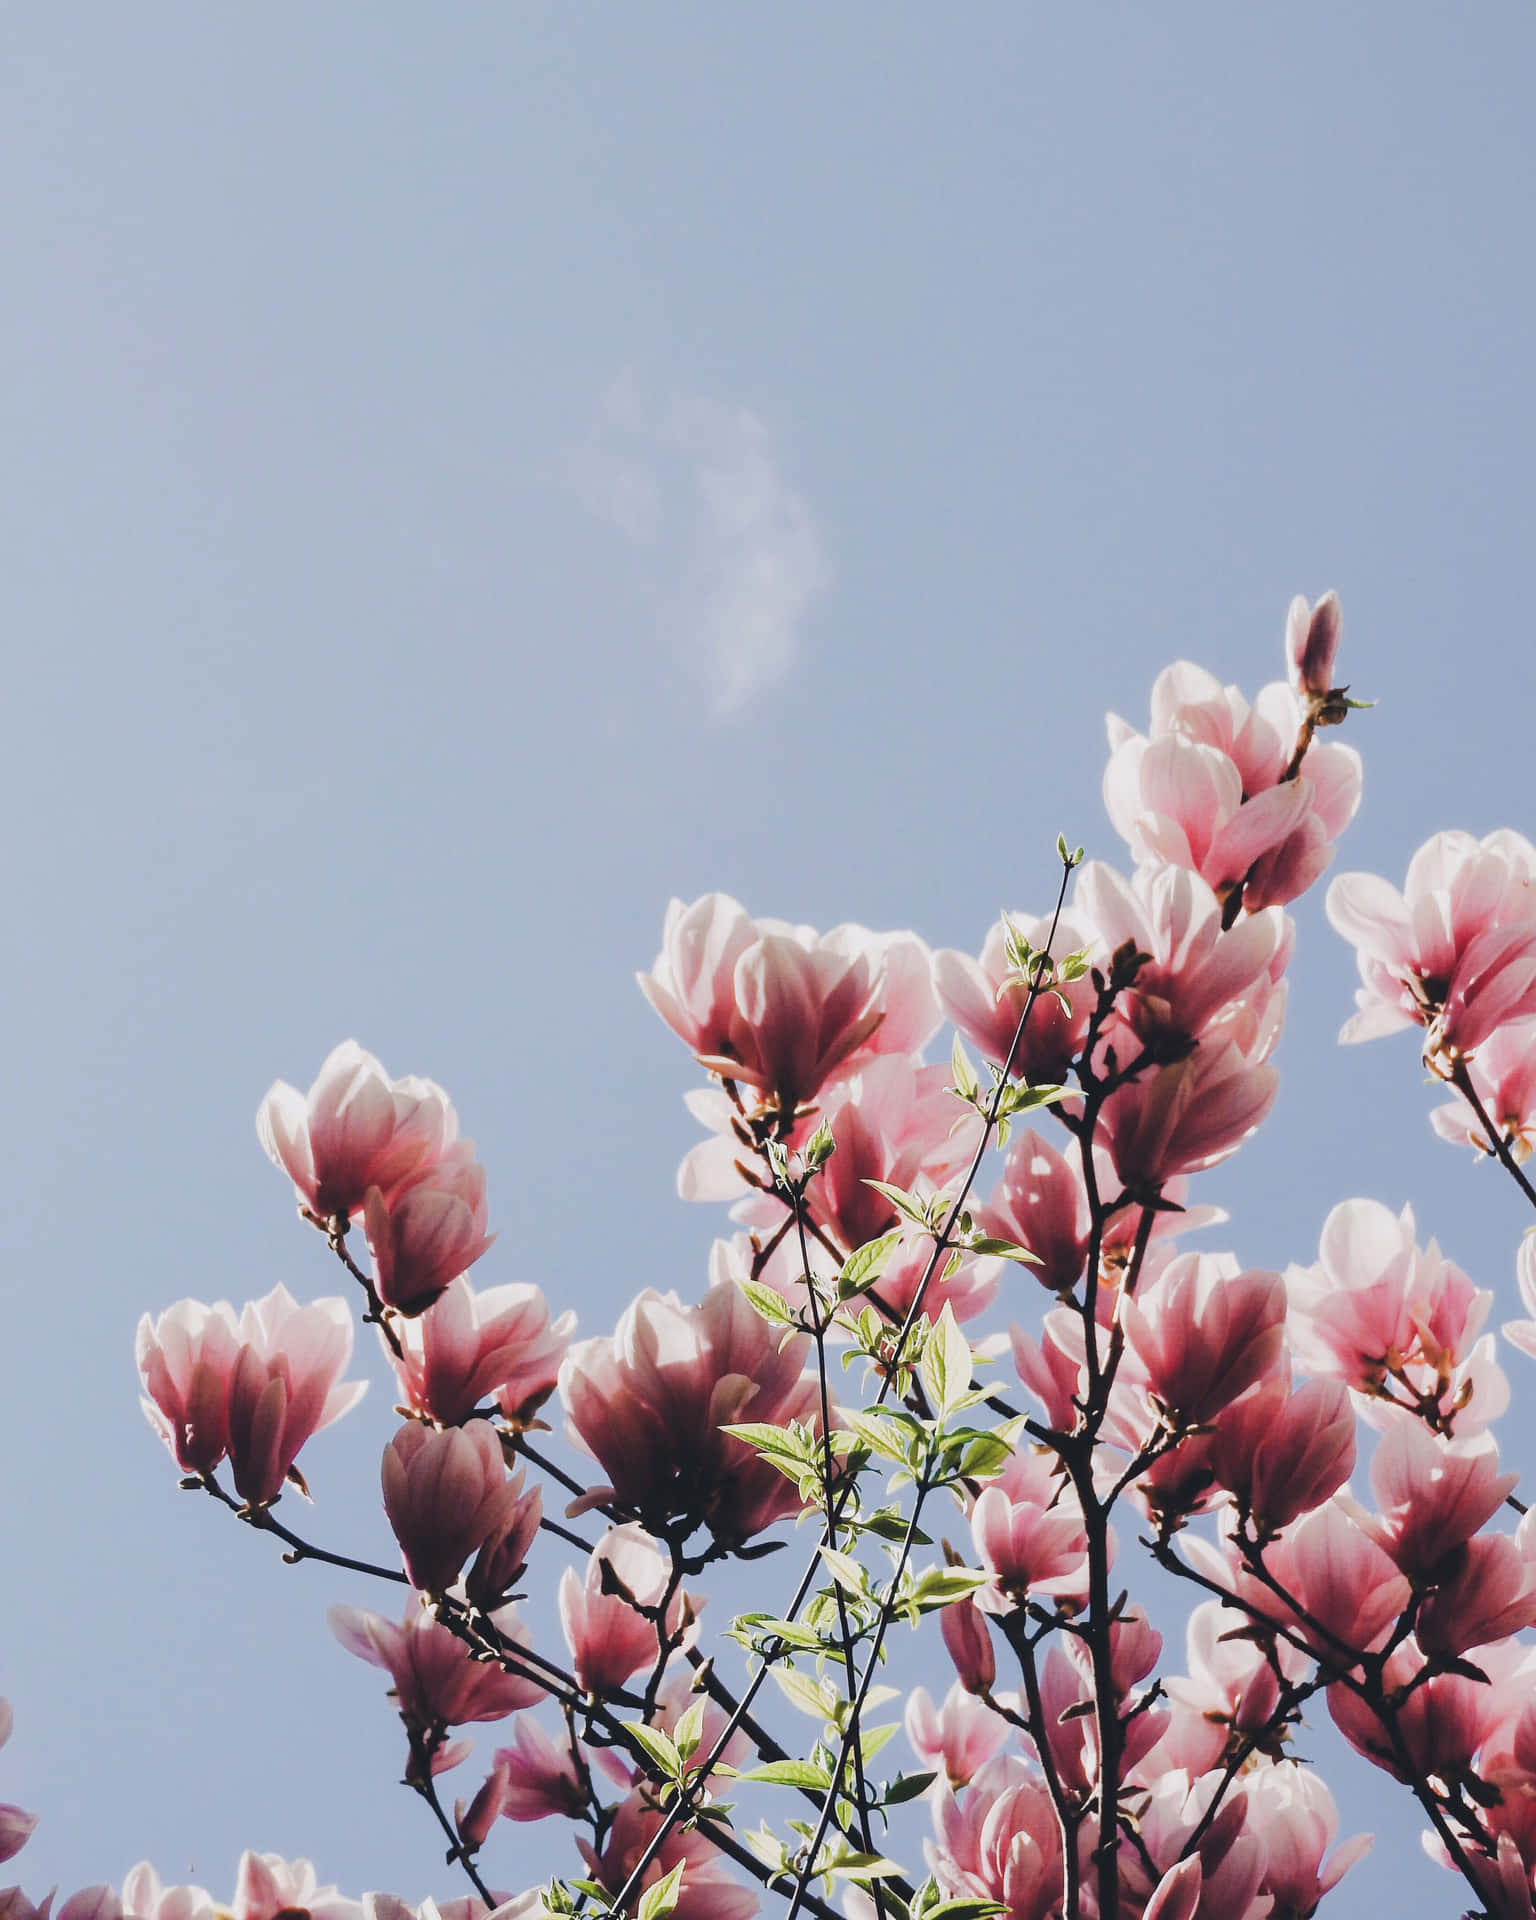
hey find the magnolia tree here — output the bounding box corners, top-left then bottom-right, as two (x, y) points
(15, 596), (1536, 1920)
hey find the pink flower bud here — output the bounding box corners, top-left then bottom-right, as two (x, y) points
(939, 1590), (996, 1695)
(1285, 591), (1343, 702)
(454, 1763), (511, 1853)
(381, 1421), (540, 1600)
(135, 1299), (241, 1477)
(364, 1143), (493, 1318)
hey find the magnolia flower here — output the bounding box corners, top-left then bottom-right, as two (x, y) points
(1328, 829), (1536, 1059)
(328, 1602), (544, 1746)
(904, 1682), (1011, 1788)
(137, 1286), (366, 1507)
(385, 1275), (574, 1428)
(558, 1525), (691, 1696)
(933, 907), (1096, 1088)
(228, 1855), (359, 1920)
(381, 1421), (541, 1603)
(257, 1040), (455, 1222)
(559, 1282), (820, 1543)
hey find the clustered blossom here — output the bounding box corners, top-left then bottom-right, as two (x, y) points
(100, 591), (1536, 1920)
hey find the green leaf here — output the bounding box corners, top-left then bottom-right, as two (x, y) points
(741, 1757), (834, 1790)
(965, 1234), (1041, 1265)
(737, 1279), (796, 1325)
(637, 1860), (687, 1920)
(920, 1302), (974, 1421)
(863, 1178), (932, 1228)
(818, 1544), (868, 1596)
(908, 1566), (989, 1610)
(671, 1695), (707, 1762)
(837, 1231), (903, 1302)
(624, 1722), (682, 1779)
(826, 1851), (906, 1881)
(950, 1033), (979, 1103)
(771, 1667), (840, 1721)
(882, 1770), (937, 1805)
(927, 1903), (1008, 1919)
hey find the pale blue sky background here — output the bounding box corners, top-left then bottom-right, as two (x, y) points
(4, 8), (1536, 1915)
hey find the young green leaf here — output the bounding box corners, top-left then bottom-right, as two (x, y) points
(624, 1721), (683, 1780)
(636, 1860), (687, 1920)
(837, 1230), (902, 1301)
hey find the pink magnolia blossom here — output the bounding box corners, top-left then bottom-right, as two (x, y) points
(970, 1447), (1089, 1613)
(905, 1682), (1011, 1788)
(1287, 1197), (1507, 1430)
(135, 1299), (241, 1477)
(982, 1130), (1091, 1296)
(1098, 1040), (1277, 1189)
(119, 1867), (218, 1920)
(579, 1786), (758, 1920)
(1285, 591), (1344, 703)
(558, 1525), (691, 1696)
(491, 1717), (588, 1821)
(927, 1755), (1064, 1920)
(1074, 859), (1291, 1055)
(1244, 1760), (1370, 1919)
(381, 1421), (541, 1602)
(228, 1855), (359, 1920)
(1121, 1251), (1288, 1426)
(559, 1281), (820, 1543)
(1329, 1639), (1495, 1781)
(257, 1040), (455, 1222)
(386, 1276), (576, 1428)
(139, 1286), (366, 1506)
(1418, 1526), (1536, 1657)
(328, 1602), (544, 1741)
(223, 1286), (368, 1507)
(1254, 1499), (1413, 1660)
(1102, 656), (1360, 911)
(0, 1703), (34, 1868)
(363, 1143), (494, 1318)
(933, 908), (1095, 1089)
(1328, 829), (1536, 1059)
(686, 1055), (980, 1254)
(1155, 1600), (1309, 1777)
(1355, 1413), (1516, 1580)
(1135, 1777), (1270, 1920)
(1208, 1370), (1356, 1538)
(639, 894), (890, 1114)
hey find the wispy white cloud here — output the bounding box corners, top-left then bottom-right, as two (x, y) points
(569, 376), (830, 713)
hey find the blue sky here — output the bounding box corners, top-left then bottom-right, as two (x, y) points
(3, 8), (1536, 1914)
